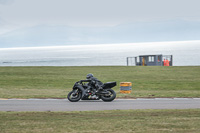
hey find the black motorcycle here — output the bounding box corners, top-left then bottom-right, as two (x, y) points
(67, 80), (116, 102)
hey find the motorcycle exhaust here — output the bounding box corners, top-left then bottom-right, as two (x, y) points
(96, 91), (110, 95)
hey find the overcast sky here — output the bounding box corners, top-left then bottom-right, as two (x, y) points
(0, 0), (200, 47)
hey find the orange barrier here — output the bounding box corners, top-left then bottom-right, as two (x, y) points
(120, 82), (132, 94)
(120, 82), (132, 87)
(120, 90), (131, 94)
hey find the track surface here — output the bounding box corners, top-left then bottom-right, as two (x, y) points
(0, 98), (200, 112)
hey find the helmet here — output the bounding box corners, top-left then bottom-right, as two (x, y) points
(86, 73), (93, 79)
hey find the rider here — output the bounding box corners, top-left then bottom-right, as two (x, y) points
(86, 73), (103, 93)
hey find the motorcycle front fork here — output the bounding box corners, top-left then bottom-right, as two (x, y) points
(73, 89), (79, 95)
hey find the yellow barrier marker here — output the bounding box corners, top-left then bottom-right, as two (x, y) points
(120, 82), (132, 94)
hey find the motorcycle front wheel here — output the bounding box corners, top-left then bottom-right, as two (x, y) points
(101, 89), (116, 102)
(67, 90), (82, 102)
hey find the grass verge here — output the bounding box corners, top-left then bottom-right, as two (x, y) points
(0, 66), (200, 98)
(0, 109), (200, 133)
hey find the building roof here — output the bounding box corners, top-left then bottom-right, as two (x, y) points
(139, 54), (163, 57)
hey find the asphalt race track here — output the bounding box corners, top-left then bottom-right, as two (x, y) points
(0, 98), (200, 112)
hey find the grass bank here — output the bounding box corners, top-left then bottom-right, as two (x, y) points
(0, 66), (200, 98)
(0, 109), (200, 133)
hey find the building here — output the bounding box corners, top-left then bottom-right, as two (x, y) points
(127, 54), (173, 66)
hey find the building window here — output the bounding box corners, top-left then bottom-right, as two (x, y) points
(148, 56), (154, 62)
(137, 57), (139, 63)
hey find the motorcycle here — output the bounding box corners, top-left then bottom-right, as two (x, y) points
(67, 80), (116, 102)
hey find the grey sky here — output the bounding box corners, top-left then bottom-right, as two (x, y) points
(1, 0), (200, 27)
(0, 0), (200, 47)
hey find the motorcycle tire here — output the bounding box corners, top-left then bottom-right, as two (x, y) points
(101, 89), (116, 102)
(67, 90), (82, 102)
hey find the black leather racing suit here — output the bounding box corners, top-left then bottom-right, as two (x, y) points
(88, 77), (103, 91)
(80, 77), (103, 92)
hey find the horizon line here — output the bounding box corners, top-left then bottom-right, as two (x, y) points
(1, 40), (200, 50)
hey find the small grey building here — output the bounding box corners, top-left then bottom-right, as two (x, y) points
(127, 54), (173, 66)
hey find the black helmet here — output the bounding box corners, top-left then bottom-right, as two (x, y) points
(86, 73), (93, 79)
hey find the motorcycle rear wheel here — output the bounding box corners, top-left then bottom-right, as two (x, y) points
(101, 89), (116, 102)
(67, 90), (82, 102)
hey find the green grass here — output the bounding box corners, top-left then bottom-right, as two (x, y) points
(0, 109), (200, 133)
(0, 66), (200, 98)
